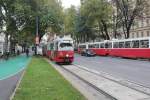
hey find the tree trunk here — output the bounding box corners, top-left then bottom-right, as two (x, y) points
(126, 15), (135, 39)
(126, 27), (130, 39)
(101, 20), (110, 40)
(98, 21), (106, 40)
(4, 32), (9, 55)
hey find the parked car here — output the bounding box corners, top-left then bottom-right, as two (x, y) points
(81, 49), (96, 57)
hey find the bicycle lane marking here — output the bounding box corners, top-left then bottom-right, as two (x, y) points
(0, 55), (31, 80)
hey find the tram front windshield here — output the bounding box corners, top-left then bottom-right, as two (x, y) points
(59, 43), (73, 51)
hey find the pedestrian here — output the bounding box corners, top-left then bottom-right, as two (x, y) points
(17, 50), (20, 55)
(5, 51), (9, 60)
(26, 48), (29, 57)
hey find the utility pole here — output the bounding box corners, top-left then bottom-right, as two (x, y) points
(35, 16), (39, 55)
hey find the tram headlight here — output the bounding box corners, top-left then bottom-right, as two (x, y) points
(66, 54), (69, 57)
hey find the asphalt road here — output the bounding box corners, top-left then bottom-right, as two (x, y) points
(74, 54), (150, 88)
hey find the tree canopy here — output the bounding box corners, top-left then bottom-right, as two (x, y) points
(0, 0), (148, 49)
(0, 0), (64, 53)
(113, 0), (147, 38)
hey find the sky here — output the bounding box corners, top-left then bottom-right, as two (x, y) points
(61, 0), (80, 8)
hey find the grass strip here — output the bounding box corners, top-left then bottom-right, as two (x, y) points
(13, 57), (85, 100)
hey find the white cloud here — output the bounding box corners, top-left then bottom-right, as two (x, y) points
(61, 0), (80, 8)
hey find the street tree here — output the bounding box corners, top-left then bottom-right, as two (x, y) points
(81, 0), (112, 40)
(0, 0), (33, 53)
(64, 6), (77, 36)
(75, 12), (95, 43)
(113, 0), (147, 38)
(0, 0), (64, 55)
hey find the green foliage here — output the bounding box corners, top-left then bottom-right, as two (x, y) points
(81, 0), (112, 40)
(38, 0), (64, 35)
(63, 0), (113, 43)
(0, 0), (64, 49)
(64, 6), (77, 34)
(114, 0), (147, 38)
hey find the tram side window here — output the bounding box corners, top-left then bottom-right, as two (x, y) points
(60, 43), (72, 48)
(125, 41), (131, 48)
(100, 43), (105, 48)
(50, 43), (54, 50)
(92, 44), (95, 48)
(55, 42), (59, 50)
(94, 44), (99, 48)
(140, 40), (149, 48)
(108, 42), (112, 48)
(47, 44), (50, 50)
(105, 43), (109, 48)
(132, 40), (139, 48)
(113, 42), (119, 48)
(79, 45), (86, 49)
(119, 42), (124, 48)
(88, 45), (91, 48)
(89, 44), (95, 48)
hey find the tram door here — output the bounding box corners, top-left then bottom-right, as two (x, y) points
(51, 42), (58, 60)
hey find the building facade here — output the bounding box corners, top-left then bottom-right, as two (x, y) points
(130, 0), (150, 38)
(130, 17), (150, 38)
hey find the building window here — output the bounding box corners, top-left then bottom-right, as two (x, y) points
(146, 19), (149, 26)
(137, 22), (139, 28)
(137, 32), (139, 38)
(135, 20), (139, 28)
(132, 22), (135, 30)
(141, 19), (144, 27)
(147, 31), (150, 37)
(132, 33), (134, 38)
(131, 25), (133, 30)
(141, 32), (144, 37)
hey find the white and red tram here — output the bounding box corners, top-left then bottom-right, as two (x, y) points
(78, 37), (150, 59)
(46, 42), (53, 58)
(77, 43), (88, 54)
(47, 36), (74, 63)
(110, 37), (150, 58)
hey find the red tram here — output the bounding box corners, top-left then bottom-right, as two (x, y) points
(78, 37), (150, 59)
(77, 43), (88, 54)
(47, 36), (74, 64)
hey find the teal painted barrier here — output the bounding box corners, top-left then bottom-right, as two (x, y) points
(0, 55), (31, 80)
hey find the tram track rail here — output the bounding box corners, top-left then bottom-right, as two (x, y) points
(59, 64), (117, 100)
(46, 57), (150, 100)
(72, 64), (150, 96)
